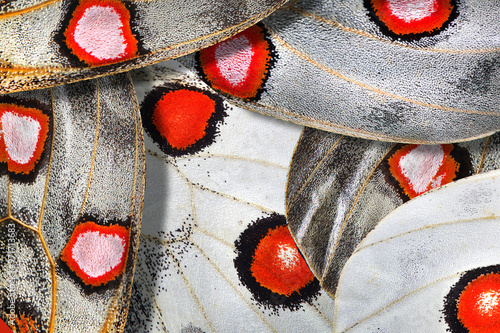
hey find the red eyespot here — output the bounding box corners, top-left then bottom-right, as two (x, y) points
(387, 144), (458, 199)
(61, 221), (130, 286)
(444, 266), (500, 333)
(141, 84), (227, 156)
(365, 0), (456, 39)
(234, 214), (320, 311)
(251, 225), (315, 296)
(198, 24), (274, 100)
(0, 104), (49, 175)
(457, 273), (500, 333)
(152, 89), (217, 150)
(64, 0), (138, 66)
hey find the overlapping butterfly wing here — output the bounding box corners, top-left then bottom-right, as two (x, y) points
(179, 0), (500, 143)
(0, 0), (287, 93)
(125, 61), (335, 332)
(334, 170), (500, 332)
(0, 73), (145, 332)
(285, 127), (500, 297)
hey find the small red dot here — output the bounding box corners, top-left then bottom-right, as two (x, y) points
(152, 89), (217, 150)
(457, 273), (500, 333)
(250, 225), (314, 296)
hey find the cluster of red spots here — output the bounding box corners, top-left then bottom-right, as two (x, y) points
(61, 222), (129, 286)
(366, 0), (455, 38)
(198, 24), (273, 99)
(457, 273), (500, 333)
(388, 144), (458, 199)
(0, 104), (49, 175)
(65, 0), (138, 66)
(251, 225), (315, 296)
(152, 89), (217, 150)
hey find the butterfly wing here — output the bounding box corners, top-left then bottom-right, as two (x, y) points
(180, 0), (500, 143)
(286, 127), (500, 297)
(126, 61), (335, 332)
(0, 73), (145, 332)
(0, 0), (287, 93)
(333, 170), (500, 332)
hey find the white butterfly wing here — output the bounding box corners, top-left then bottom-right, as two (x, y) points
(334, 170), (500, 332)
(126, 61), (335, 333)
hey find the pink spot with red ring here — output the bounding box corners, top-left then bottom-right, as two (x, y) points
(0, 104), (49, 175)
(366, 0), (455, 37)
(61, 222), (130, 286)
(198, 24), (273, 99)
(65, 0), (138, 66)
(388, 144), (459, 199)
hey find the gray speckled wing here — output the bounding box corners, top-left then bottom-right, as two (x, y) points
(0, 0), (287, 93)
(286, 126), (500, 297)
(180, 0), (500, 143)
(0, 73), (145, 333)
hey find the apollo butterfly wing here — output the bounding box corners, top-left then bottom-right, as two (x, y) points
(125, 61), (335, 332)
(286, 127), (500, 297)
(0, 74), (145, 333)
(0, 0), (287, 93)
(180, 0), (500, 143)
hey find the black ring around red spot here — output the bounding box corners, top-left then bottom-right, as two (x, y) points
(233, 213), (320, 313)
(141, 83), (227, 157)
(443, 264), (500, 333)
(364, 0), (459, 41)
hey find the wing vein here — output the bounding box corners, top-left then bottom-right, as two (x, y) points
(190, 240), (279, 333)
(268, 31), (498, 116)
(322, 144), (396, 281)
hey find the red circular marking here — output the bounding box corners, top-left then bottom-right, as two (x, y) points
(369, 0), (454, 36)
(199, 25), (272, 99)
(388, 144), (458, 199)
(250, 225), (314, 296)
(61, 222), (130, 286)
(457, 273), (500, 333)
(152, 89), (217, 150)
(0, 104), (49, 175)
(64, 0), (138, 66)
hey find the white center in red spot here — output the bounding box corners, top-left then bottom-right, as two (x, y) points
(215, 35), (254, 86)
(277, 244), (299, 270)
(1, 111), (41, 165)
(398, 145), (444, 194)
(71, 230), (126, 278)
(477, 291), (500, 315)
(73, 5), (127, 60)
(388, 0), (437, 22)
